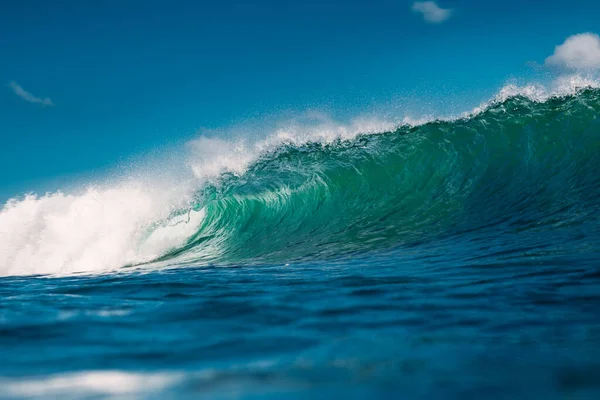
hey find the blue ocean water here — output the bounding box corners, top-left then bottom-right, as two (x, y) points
(1, 85), (600, 399)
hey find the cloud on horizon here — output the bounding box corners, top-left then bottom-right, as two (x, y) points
(8, 81), (54, 106)
(412, 1), (452, 24)
(545, 33), (600, 70)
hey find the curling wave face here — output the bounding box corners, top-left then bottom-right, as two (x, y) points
(1, 82), (600, 276)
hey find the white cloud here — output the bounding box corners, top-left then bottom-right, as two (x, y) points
(545, 33), (600, 70)
(412, 1), (452, 24)
(7, 81), (54, 106)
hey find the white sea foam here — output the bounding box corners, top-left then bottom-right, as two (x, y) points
(1, 74), (598, 277)
(186, 114), (399, 180)
(466, 74), (600, 118)
(0, 179), (201, 276)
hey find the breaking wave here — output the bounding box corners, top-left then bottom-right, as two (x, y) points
(2, 78), (599, 276)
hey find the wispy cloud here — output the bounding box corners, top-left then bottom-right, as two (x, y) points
(412, 1), (452, 24)
(7, 81), (54, 106)
(545, 33), (600, 70)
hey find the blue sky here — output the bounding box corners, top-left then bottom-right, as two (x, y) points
(1, 0), (600, 199)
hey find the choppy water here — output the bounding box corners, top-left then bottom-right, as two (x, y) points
(1, 85), (600, 399)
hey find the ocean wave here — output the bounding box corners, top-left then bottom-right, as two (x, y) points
(1, 78), (599, 276)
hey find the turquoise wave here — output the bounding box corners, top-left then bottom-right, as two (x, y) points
(153, 88), (600, 266)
